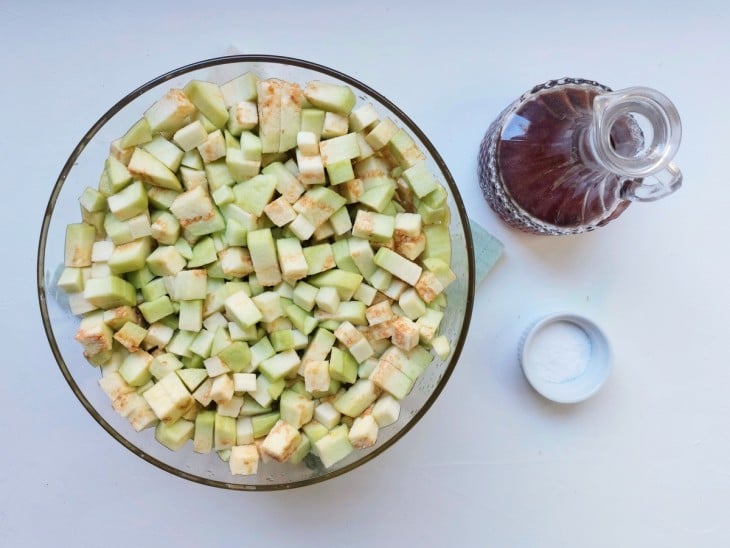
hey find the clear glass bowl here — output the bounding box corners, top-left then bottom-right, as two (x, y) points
(37, 55), (475, 490)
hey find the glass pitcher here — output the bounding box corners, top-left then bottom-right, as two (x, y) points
(478, 78), (682, 235)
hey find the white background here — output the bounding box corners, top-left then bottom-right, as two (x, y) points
(2, 1), (729, 546)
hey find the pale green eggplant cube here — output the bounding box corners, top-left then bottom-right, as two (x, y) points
(292, 281), (318, 312)
(221, 72), (259, 108)
(83, 276), (137, 309)
(233, 174), (277, 217)
(399, 288), (427, 320)
(247, 228), (282, 287)
(58, 267), (84, 293)
(127, 148), (182, 191)
(65, 223), (96, 267)
(355, 133), (375, 161)
(141, 278), (167, 302)
(79, 186), (107, 213)
(312, 404), (339, 432)
(251, 291), (284, 323)
(197, 129), (226, 163)
(147, 187), (180, 210)
(190, 329), (215, 358)
(210, 184), (234, 209)
(353, 283), (377, 306)
(319, 133), (360, 167)
(218, 341), (253, 374)
(331, 239), (360, 273)
(314, 424), (354, 468)
(294, 187), (346, 227)
(219, 247), (254, 278)
(329, 207), (352, 236)
(280, 390), (315, 429)
(329, 346), (357, 384)
(257, 79), (282, 154)
(270, 329), (296, 352)
(365, 118), (399, 150)
(113, 321), (148, 352)
(285, 302), (318, 336)
(250, 337), (276, 372)
(348, 415), (379, 449)
(357, 357), (378, 380)
(240, 131), (263, 161)
(75, 311), (113, 357)
(352, 210), (395, 242)
(224, 218), (247, 247)
(225, 290), (263, 329)
(278, 80), (303, 153)
(146, 245), (186, 277)
(178, 300), (203, 332)
(169, 186), (221, 237)
(276, 238), (308, 282)
(402, 161), (438, 199)
(193, 409), (215, 453)
(148, 353), (183, 381)
(262, 162), (305, 204)
(105, 155), (133, 193)
(369, 358), (413, 400)
(333, 379), (379, 418)
(259, 350), (301, 382)
(348, 237), (378, 279)
(302, 243), (336, 276)
(304, 81), (356, 116)
(416, 308), (444, 343)
(296, 131), (319, 155)
(118, 350), (153, 387)
(214, 413), (237, 451)
(349, 103), (380, 132)
(374, 247), (422, 286)
(334, 321), (374, 363)
(173, 120), (208, 152)
(138, 295), (175, 324)
(143, 88), (196, 133)
(120, 117), (152, 149)
(145, 322), (175, 350)
(172, 269), (207, 301)
(227, 101), (258, 136)
(389, 129), (426, 169)
(204, 160), (234, 190)
(150, 211), (180, 245)
(301, 108), (325, 137)
(107, 181), (148, 221)
(358, 182), (395, 212)
(368, 268), (392, 292)
(315, 286), (340, 314)
(155, 419), (195, 451)
(143, 136), (184, 172)
(296, 150), (326, 185)
(226, 147), (260, 182)
(321, 112), (349, 139)
(188, 236), (217, 268)
(326, 159), (355, 185)
(183, 80), (228, 129)
(181, 148), (204, 169)
(263, 196), (297, 227)
(431, 335), (451, 359)
(309, 269), (363, 301)
(288, 214), (315, 241)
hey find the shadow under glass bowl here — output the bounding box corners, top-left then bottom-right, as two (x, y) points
(37, 55), (475, 490)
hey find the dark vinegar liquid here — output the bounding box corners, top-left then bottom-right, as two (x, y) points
(494, 84), (639, 229)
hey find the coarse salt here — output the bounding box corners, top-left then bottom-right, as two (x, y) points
(526, 320), (591, 383)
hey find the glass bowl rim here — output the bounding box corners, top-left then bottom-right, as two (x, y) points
(36, 54), (475, 491)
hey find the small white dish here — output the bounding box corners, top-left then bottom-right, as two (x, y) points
(520, 313), (612, 403)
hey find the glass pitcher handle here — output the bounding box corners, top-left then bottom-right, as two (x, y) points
(590, 86), (682, 204)
(622, 161), (683, 202)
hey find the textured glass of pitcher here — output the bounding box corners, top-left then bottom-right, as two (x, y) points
(478, 78), (682, 235)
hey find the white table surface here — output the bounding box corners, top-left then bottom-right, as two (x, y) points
(2, 1), (728, 546)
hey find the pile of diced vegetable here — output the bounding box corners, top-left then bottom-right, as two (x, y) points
(59, 71), (455, 476)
